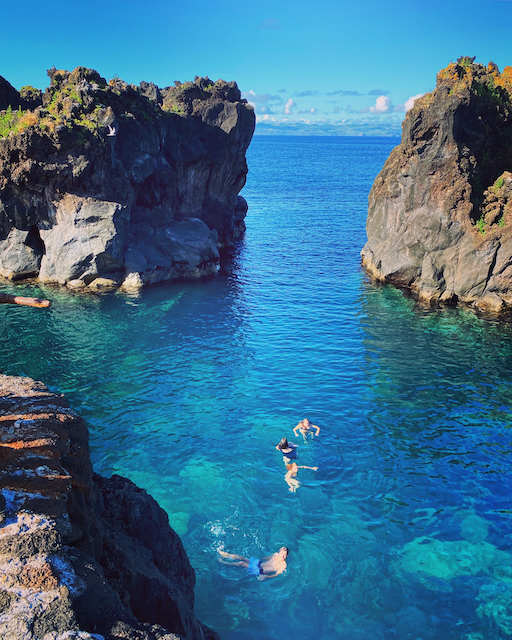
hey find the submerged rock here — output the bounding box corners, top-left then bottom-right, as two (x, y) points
(0, 373), (218, 640)
(0, 67), (255, 291)
(477, 582), (512, 636)
(362, 57), (512, 313)
(391, 535), (512, 592)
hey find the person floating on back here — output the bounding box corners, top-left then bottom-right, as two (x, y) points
(275, 437), (298, 462)
(218, 546), (289, 580)
(293, 418), (320, 442)
(284, 461), (318, 493)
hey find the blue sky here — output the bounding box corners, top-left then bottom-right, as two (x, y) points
(3, 0), (512, 135)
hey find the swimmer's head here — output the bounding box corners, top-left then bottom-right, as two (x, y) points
(302, 419), (310, 428)
(278, 437), (289, 450)
(279, 547), (289, 558)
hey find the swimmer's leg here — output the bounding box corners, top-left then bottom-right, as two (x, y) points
(219, 558), (249, 567)
(288, 479), (300, 492)
(218, 549), (249, 564)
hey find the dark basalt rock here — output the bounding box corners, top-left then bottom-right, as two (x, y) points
(0, 66), (255, 292)
(0, 76), (22, 111)
(0, 373), (218, 640)
(361, 57), (512, 314)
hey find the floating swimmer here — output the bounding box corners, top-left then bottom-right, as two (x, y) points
(293, 418), (320, 441)
(218, 546), (289, 580)
(275, 437), (299, 462)
(284, 461), (318, 493)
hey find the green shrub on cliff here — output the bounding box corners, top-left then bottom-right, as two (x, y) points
(476, 216), (486, 235)
(0, 106), (39, 138)
(0, 106), (17, 137)
(458, 56), (476, 69)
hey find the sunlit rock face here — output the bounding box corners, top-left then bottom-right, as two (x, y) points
(0, 373), (218, 640)
(0, 67), (255, 291)
(362, 58), (512, 314)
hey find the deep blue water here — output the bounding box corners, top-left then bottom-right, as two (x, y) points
(2, 136), (512, 639)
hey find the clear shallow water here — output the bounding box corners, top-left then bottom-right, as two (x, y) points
(2, 136), (512, 639)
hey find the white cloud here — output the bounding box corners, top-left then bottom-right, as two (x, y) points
(241, 90), (283, 114)
(256, 114), (278, 123)
(283, 98), (296, 114)
(297, 107), (318, 114)
(369, 95), (393, 114)
(254, 105), (274, 114)
(293, 90), (319, 97)
(402, 93), (424, 112)
(242, 90), (282, 104)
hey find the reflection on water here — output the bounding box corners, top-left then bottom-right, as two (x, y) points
(2, 136), (512, 639)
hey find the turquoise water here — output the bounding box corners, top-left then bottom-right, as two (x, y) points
(2, 136), (512, 639)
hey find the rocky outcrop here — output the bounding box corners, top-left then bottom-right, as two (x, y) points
(361, 57), (512, 313)
(0, 67), (254, 291)
(0, 373), (218, 640)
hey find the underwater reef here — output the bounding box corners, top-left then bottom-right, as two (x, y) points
(0, 66), (254, 291)
(362, 57), (512, 314)
(0, 373), (218, 640)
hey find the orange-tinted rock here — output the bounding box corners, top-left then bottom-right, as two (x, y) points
(0, 373), (219, 640)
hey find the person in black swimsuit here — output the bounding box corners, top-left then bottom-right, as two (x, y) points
(276, 437), (298, 462)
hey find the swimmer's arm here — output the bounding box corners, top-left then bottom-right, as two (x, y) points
(313, 424), (320, 435)
(258, 565), (287, 580)
(293, 426), (300, 436)
(298, 465), (318, 471)
(257, 571), (279, 581)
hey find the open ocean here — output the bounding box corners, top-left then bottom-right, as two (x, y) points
(2, 135), (512, 639)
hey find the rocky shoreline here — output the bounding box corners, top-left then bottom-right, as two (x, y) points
(0, 373), (218, 640)
(362, 58), (512, 314)
(0, 67), (254, 293)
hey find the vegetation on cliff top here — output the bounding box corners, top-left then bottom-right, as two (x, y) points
(0, 66), (244, 145)
(409, 57), (512, 238)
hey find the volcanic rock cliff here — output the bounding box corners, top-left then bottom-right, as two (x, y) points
(0, 373), (218, 640)
(0, 67), (254, 291)
(361, 57), (512, 313)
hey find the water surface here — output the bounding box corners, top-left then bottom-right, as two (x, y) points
(2, 136), (512, 639)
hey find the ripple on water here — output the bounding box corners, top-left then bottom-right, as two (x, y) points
(3, 137), (512, 639)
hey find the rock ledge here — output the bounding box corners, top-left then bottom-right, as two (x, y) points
(0, 373), (217, 640)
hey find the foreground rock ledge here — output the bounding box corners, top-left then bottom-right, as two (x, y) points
(362, 58), (512, 314)
(0, 373), (218, 640)
(0, 66), (255, 292)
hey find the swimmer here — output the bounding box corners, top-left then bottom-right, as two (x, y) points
(284, 461), (318, 493)
(293, 418), (320, 441)
(218, 546), (289, 580)
(275, 437), (299, 462)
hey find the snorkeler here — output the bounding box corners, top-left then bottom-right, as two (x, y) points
(275, 437), (299, 462)
(218, 546), (289, 580)
(284, 461), (318, 493)
(293, 418), (320, 441)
